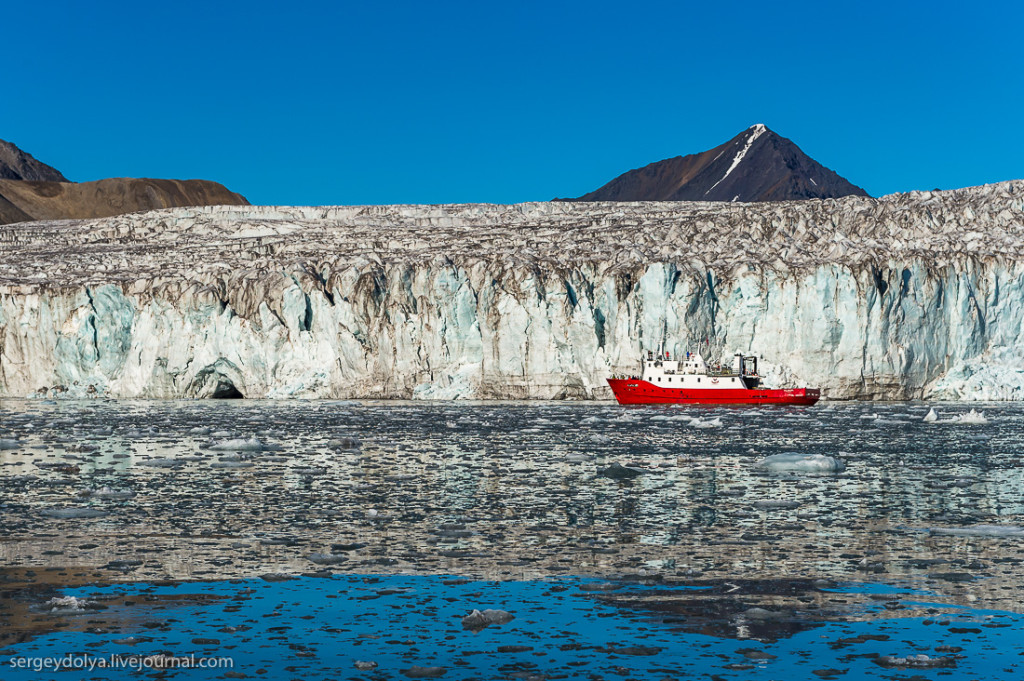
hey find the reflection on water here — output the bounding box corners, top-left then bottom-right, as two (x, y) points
(2, 574), (1022, 680)
(1, 399), (1023, 675)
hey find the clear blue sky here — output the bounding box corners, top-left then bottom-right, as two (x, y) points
(5, 0), (1022, 205)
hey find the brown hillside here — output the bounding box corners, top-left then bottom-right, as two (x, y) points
(0, 177), (249, 224)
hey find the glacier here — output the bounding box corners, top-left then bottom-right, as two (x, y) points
(1, 181), (1023, 400)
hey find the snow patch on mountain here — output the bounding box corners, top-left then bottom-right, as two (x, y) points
(705, 123), (767, 196)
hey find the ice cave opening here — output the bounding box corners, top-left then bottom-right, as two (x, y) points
(211, 381), (244, 399)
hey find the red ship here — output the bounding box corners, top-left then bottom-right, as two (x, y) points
(607, 350), (820, 406)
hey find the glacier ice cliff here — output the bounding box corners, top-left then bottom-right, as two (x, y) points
(1, 181), (1023, 400)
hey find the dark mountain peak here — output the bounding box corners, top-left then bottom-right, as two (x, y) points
(565, 125), (868, 203)
(0, 138), (69, 182)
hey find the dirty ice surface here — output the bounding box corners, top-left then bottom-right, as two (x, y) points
(1, 399), (1024, 678)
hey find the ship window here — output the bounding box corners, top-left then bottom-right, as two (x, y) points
(731, 377), (735, 383)
(657, 377), (660, 382)
(697, 378), (700, 383)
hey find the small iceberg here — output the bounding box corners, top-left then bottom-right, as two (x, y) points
(308, 552), (349, 565)
(42, 596), (98, 614)
(923, 408), (938, 422)
(462, 608), (515, 631)
(598, 462), (646, 479)
(758, 452), (845, 474)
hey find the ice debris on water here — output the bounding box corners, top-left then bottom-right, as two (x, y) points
(0, 438), (22, 449)
(758, 453), (845, 474)
(924, 409), (988, 424)
(654, 415), (723, 428)
(82, 486), (135, 500)
(207, 437), (280, 451)
(873, 654), (956, 669)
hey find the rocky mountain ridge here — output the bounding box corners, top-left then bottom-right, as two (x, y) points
(0, 139), (68, 182)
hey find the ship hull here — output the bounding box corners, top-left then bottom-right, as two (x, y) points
(607, 379), (820, 405)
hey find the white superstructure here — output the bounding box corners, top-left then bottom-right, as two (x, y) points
(638, 351), (761, 390)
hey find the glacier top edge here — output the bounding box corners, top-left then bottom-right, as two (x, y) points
(0, 180), (1022, 291)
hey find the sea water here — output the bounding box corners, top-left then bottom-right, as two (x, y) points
(1, 399), (1022, 679)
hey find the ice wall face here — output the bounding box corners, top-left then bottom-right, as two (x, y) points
(1, 181), (1023, 400)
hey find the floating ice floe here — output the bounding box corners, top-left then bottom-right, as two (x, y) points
(752, 499), (801, 510)
(565, 452), (593, 463)
(923, 408), (938, 422)
(84, 486), (135, 500)
(327, 436), (362, 450)
(874, 654), (956, 669)
(39, 507), (109, 519)
(211, 460), (254, 468)
(138, 457), (184, 468)
(758, 452), (845, 474)
(739, 607), (790, 620)
(929, 524), (1024, 537)
(0, 438), (22, 449)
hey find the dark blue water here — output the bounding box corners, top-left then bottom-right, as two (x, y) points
(5, 575), (1023, 680)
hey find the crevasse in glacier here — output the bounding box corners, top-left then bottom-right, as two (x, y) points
(1, 181), (1022, 399)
